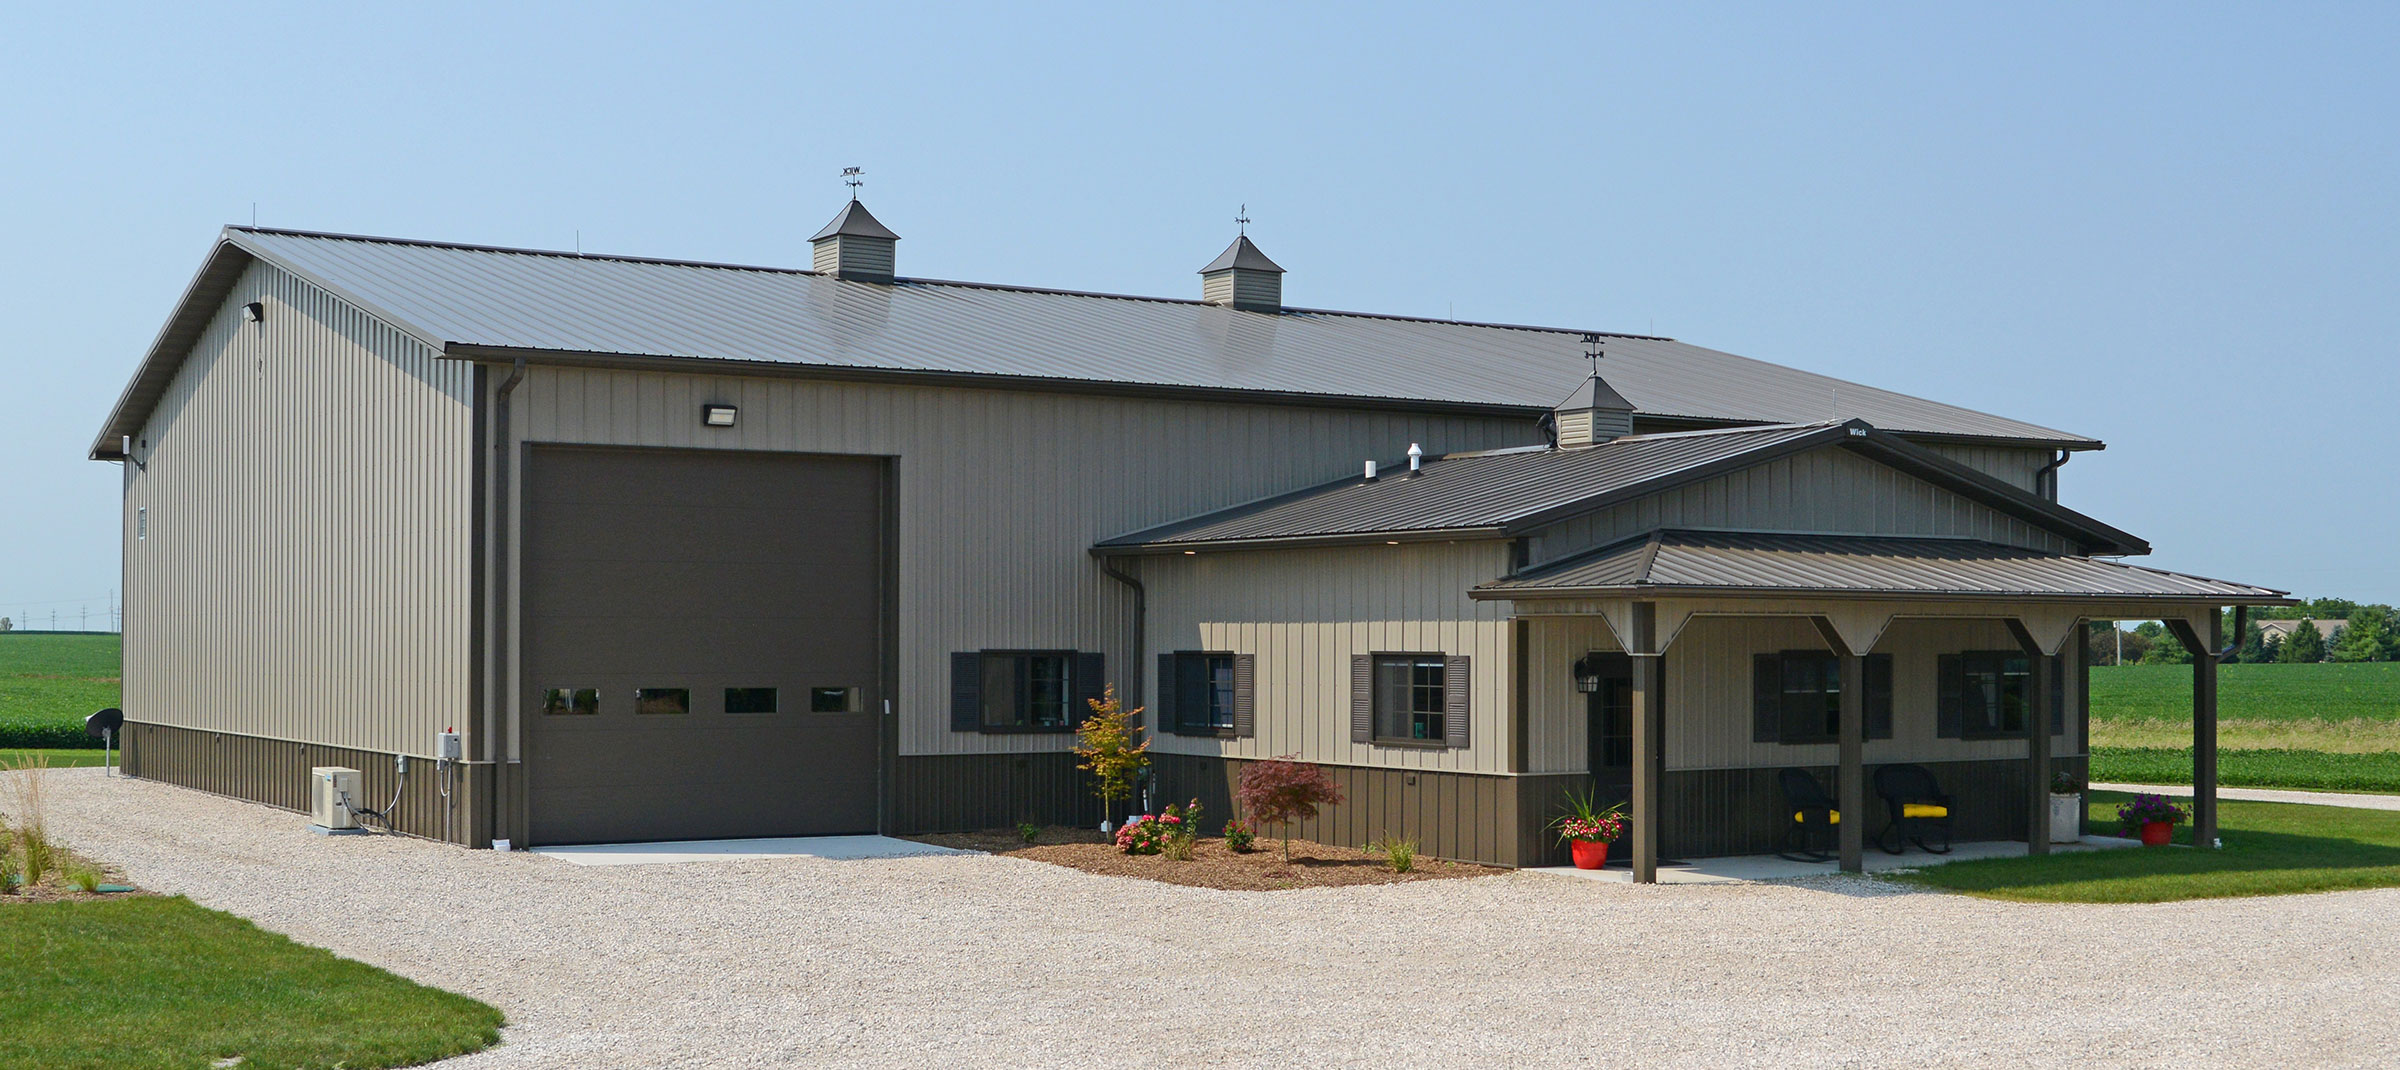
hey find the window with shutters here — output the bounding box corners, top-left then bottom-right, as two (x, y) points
(1752, 651), (1892, 744)
(1371, 654), (1447, 744)
(1168, 652), (1236, 734)
(1956, 651), (2030, 739)
(982, 651), (1074, 731)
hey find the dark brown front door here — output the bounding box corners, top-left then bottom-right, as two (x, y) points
(522, 445), (888, 845)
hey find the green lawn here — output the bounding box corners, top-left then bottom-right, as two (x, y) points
(2089, 661), (2400, 723)
(1903, 790), (2400, 903)
(0, 633), (121, 749)
(2092, 746), (2400, 794)
(0, 896), (502, 1069)
(1, 749), (111, 769)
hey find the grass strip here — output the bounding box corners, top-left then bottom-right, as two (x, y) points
(2091, 746), (2400, 794)
(0, 896), (502, 1070)
(1902, 791), (2400, 903)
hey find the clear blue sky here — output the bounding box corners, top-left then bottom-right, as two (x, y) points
(3, 3), (2394, 628)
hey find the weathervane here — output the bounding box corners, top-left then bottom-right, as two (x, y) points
(842, 167), (864, 201)
(1235, 204), (1249, 236)
(1580, 332), (1604, 377)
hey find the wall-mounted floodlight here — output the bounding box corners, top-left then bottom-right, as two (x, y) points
(701, 404), (738, 428)
(242, 301), (265, 322)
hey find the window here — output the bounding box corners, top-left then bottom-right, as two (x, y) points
(540, 688), (598, 716)
(1372, 654), (1447, 743)
(724, 687), (778, 714)
(1168, 652), (1236, 734)
(810, 687), (857, 713)
(981, 652), (1072, 731)
(633, 688), (689, 716)
(1953, 651), (2029, 739)
(1751, 652), (1893, 744)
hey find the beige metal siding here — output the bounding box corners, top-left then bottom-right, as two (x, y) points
(1520, 615), (2077, 775)
(1525, 445), (2078, 565)
(1924, 443), (2052, 492)
(123, 261), (474, 757)
(505, 366), (1534, 757)
(1138, 542), (1517, 774)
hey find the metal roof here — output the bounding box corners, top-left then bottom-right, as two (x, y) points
(91, 225), (2101, 458)
(1473, 530), (2288, 603)
(1199, 235), (1285, 274)
(1096, 420), (2143, 554)
(809, 200), (900, 242)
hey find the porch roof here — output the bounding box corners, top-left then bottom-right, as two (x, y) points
(1470, 530), (2288, 604)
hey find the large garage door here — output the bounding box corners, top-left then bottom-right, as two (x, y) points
(523, 446), (887, 845)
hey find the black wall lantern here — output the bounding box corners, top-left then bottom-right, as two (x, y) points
(701, 404), (738, 428)
(1572, 653), (1606, 694)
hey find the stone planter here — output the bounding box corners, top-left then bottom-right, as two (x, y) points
(2050, 792), (2084, 844)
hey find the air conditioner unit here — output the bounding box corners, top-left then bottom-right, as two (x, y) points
(309, 766), (364, 834)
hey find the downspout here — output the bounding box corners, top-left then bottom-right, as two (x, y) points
(487, 357), (527, 843)
(1100, 553), (1146, 706)
(2035, 449), (2070, 502)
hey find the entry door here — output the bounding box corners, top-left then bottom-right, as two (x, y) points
(522, 446), (888, 845)
(1585, 652), (1634, 799)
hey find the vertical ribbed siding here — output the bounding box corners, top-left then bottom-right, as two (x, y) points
(507, 367), (1535, 758)
(1921, 443), (2052, 493)
(1525, 445), (2078, 565)
(1519, 615), (1621, 774)
(122, 261), (474, 758)
(1139, 541), (1518, 775)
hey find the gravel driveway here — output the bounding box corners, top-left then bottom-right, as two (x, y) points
(15, 769), (2400, 1068)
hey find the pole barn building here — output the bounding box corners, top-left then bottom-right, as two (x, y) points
(91, 200), (2284, 873)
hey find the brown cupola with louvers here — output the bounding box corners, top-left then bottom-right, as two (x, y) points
(811, 199), (901, 283)
(1553, 334), (1637, 448)
(1199, 234), (1285, 312)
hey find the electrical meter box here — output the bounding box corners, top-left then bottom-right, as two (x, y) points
(310, 766), (362, 831)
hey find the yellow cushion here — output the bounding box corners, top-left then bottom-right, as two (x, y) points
(1793, 810), (1839, 824)
(1903, 803), (1949, 819)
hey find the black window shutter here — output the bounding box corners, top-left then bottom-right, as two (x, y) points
(1443, 655), (1471, 749)
(1154, 653), (1177, 733)
(1937, 654), (1963, 739)
(1350, 654), (1373, 744)
(1233, 654), (1256, 738)
(2048, 653), (2066, 736)
(1752, 654), (1780, 743)
(1866, 653), (1894, 740)
(951, 652), (982, 732)
(1075, 652), (1107, 725)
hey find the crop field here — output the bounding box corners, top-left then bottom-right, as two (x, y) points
(0, 633), (120, 749)
(2090, 662), (2400, 792)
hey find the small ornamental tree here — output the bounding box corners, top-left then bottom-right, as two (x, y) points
(1072, 684), (1150, 826)
(1235, 756), (1346, 863)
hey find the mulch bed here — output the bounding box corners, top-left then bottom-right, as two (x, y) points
(3, 840), (146, 903)
(907, 827), (1503, 891)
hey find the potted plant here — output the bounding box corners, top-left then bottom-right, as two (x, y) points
(1549, 787), (1627, 869)
(2116, 792), (2188, 847)
(2050, 769), (2086, 844)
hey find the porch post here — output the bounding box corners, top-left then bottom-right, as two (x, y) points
(2164, 615), (2222, 848)
(1812, 617), (1865, 873)
(1628, 601), (1662, 884)
(2006, 619), (2054, 856)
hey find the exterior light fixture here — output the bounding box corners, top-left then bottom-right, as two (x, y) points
(701, 404), (738, 427)
(1572, 653), (1606, 694)
(1183, 550), (1197, 555)
(242, 301), (265, 322)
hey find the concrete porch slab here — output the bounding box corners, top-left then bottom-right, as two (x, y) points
(531, 834), (977, 867)
(1527, 835), (2143, 884)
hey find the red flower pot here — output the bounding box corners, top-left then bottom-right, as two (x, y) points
(1570, 839), (1610, 869)
(2139, 820), (2173, 847)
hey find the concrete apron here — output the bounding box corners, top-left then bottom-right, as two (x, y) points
(1528, 836), (2142, 885)
(531, 835), (977, 867)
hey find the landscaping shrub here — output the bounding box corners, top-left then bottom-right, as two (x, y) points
(1236, 756), (1345, 863)
(1222, 818), (1257, 853)
(1115, 815), (1172, 855)
(1366, 833), (1418, 874)
(2, 753), (53, 887)
(1072, 685), (1150, 826)
(1016, 821), (1041, 844)
(1160, 799), (1202, 861)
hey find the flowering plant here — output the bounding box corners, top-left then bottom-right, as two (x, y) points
(2116, 793), (2188, 830)
(1223, 818), (1258, 853)
(1116, 814), (1172, 855)
(1549, 786), (1627, 844)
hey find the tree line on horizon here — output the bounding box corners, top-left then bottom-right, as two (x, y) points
(2088, 598), (2400, 666)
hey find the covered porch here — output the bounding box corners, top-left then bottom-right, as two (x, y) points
(1475, 530), (2290, 882)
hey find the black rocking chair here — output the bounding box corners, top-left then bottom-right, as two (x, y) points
(1872, 763), (1955, 855)
(1777, 767), (1841, 863)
